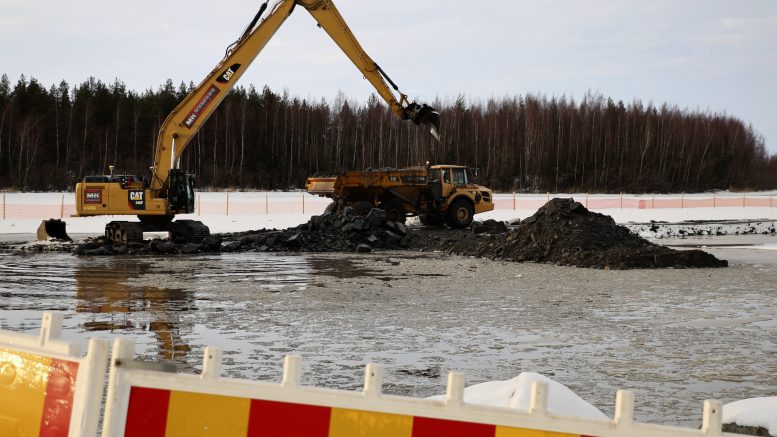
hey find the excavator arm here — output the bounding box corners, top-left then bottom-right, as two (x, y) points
(152, 0), (441, 193)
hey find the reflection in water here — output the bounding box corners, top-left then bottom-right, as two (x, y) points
(74, 259), (193, 361)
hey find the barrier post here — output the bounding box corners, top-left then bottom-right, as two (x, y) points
(445, 372), (465, 404)
(302, 192), (305, 214)
(529, 381), (549, 416)
(266, 192), (269, 215)
(620, 192), (623, 209)
(713, 192), (716, 208)
(701, 399), (723, 436)
(4, 192), (6, 219)
(614, 390), (635, 428)
(513, 192), (516, 210)
(60, 193), (65, 218)
(585, 193), (588, 208)
(226, 192), (230, 216)
(363, 364), (384, 397)
(652, 193), (655, 209)
(197, 193), (201, 216)
(282, 355), (303, 388)
(681, 193), (684, 209)
(743, 192), (746, 208)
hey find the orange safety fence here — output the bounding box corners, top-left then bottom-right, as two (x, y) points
(0, 192), (774, 219)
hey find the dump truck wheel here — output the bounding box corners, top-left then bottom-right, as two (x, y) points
(446, 199), (474, 228)
(380, 200), (406, 223)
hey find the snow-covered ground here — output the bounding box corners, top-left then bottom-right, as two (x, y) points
(427, 372), (608, 420)
(723, 397), (777, 435)
(429, 374), (775, 435)
(1, 191), (776, 236)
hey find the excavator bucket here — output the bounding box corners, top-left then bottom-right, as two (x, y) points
(37, 219), (72, 241)
(412, 104), (441, 141)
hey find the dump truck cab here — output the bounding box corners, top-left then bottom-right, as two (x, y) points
(425, 165), (494, 227)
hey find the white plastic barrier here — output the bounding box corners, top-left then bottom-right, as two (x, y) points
(102, 338), (737, 437)
(0, 312), (108, 437)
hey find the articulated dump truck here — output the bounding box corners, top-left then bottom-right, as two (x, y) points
(305, 165), (495, 228)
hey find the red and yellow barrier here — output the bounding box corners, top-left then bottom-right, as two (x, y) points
(0, 348), (78, 437)
(122, 386), (584, 437)
(0, 312), (109, 437)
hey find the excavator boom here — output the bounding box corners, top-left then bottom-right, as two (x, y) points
(153, 0), (440, 194)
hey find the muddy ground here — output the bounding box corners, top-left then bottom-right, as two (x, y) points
(1, 248), (775, 429)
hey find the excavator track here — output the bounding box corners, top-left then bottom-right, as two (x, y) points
(105, 221), (144, 245)
(105, 219), (210, 245)
(167, 220), (211, 243)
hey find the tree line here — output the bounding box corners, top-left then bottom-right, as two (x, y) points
(0, 73), (774, 193)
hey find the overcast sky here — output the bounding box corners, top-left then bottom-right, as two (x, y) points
(2, 0), (776, 153)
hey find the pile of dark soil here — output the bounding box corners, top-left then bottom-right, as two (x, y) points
(19, 198), (728, 269)
(221, 206), (411, 253)
(73, 235), (223, 256)
(431, 198), (727, 269)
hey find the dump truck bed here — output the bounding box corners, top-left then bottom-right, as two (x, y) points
(305, 176), (338, 195)
(305, 167), (429, 198)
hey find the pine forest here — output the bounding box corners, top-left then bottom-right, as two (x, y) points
(0, 74), (774, 193)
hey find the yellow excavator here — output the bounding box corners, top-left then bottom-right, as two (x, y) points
(40, 0), (441, 244)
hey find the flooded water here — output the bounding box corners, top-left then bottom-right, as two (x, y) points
(1, 248), (776, 428)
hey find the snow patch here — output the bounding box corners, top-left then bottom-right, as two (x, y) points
(723, 397), (777, 436)
(428, 372), (607, 420)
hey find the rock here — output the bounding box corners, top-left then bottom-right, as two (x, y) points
(286, 233), (302, 247)
(356, 244), (372, 253)
(350, 218), (368, 232)
(180, 244), (201, 254)
(151, 241), (177, 254)
(472, 219), (508, 235)
(722, 424), (771, 436)
(366, 208), (387, 226)
(383, 230), (401, 242)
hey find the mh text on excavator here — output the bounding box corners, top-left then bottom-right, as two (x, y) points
(39, 0), (441, 244)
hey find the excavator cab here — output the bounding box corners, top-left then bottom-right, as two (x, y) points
(167, 169), (197, 214)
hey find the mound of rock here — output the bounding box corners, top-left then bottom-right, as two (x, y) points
(73, 235), (223, 256)
(33, 199), (730, 269)
(222, 206), (411, 253)
(443, 198), (727, 269)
